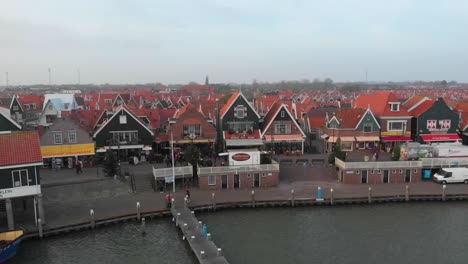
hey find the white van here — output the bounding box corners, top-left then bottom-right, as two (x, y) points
(433, 168), (468, 184)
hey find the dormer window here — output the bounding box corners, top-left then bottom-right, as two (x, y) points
(390, 103), (400, 112)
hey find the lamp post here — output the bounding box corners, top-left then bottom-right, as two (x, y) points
(171, 132), (176, 193)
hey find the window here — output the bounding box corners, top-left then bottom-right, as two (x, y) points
(388, 121), (405, 131)
(363, 123), (373, 133)
(68, 130), (77, 143)
(341, 142), (353, 151)
(48, 104), (53, 110)
(391, 103), (400, 112)
(119, 115), (127, 124)
(64, 103), (70, 110)
(376, 170), (381, 174)
(354, 170), (360, 174)
(111, 131), (138, 144)
(25, 104), (30, 110)
(12, 169), (29, 187)
(183, 124), (201, 136)
(32, 103), (36, 110)
(208, 175), (216, 186)
(234, 105), (246, 119)
(275, 123), (291, 134)
(413, 169), (418, 173)
(105, 99), (112, 105)
(13, 106), (18, 111)
(262, 173), (266, 177)
(53, 132), (63, 144)
(227, 121), (253, 133)
(281, 111), (285, 117)
(399, 169), (403, 173)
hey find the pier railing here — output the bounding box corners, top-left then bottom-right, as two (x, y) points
(198, 163), (280, 176)
(421, 158), (468, 168)
(335, 158), (422, 170)
(153, 165), (193, 179)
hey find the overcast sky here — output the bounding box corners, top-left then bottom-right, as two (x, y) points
(1, 0), (467, 85)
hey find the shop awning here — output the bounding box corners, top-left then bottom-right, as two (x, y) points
(226, 138), (264, 147)
(382, 136), (412, 142)
(420, 134), (461, 142)
(264, 134), (304, 142)
(355, 136), (380, 142)
(328, 136), (355, 143)
(320, 134), (329, 139)
(41, 144), (96, 158)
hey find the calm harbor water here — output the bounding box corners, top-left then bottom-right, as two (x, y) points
(11, 202), (468, 264)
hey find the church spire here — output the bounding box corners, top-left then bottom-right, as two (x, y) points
(205, 75), (209, 85)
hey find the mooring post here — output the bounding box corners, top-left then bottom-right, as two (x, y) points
(38, 218), (43, 238)
(330, 188), (334, 205)
(217, 248), (223, 256)
(191, 235), (196, 241)
(184, 197), (187, 208)
(141, 217), (146, 234)
(191, 210), (195, 217)
(200, 251), (205, 259)
(90, 209), (95, 229)
(136, 202), (141, 221)
(442, 184), (447, 202)
(183, 223), (188, 231)
(251, 190), (256, 208)
(198, 220), (203, 230)
(207, 233), (212, 240)
(291, 189), (295, 207)
(176, 213), (181, 226)
(368, 187), (372, 204)
(211, 193), (216, 211)
(405, 185), (409, 202)
(171, 198), (175, 209)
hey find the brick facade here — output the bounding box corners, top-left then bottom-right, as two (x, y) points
(341, 168), (422, 184)
(198, 171), (279, 190)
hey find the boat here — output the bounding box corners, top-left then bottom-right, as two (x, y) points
(0, 230), (24, 263)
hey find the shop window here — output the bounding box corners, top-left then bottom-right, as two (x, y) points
(341, 142), (353, 151)
(208, 175), (216, 186)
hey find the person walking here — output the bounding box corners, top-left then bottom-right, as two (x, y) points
(166, 193), (172, 208)
(185, 189), (191, 203)
(79, 160), (83, 174)
(75, 159), (80, 174)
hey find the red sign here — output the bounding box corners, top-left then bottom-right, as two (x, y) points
(232, 153), (251, 162)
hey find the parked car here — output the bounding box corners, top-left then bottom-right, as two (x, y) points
(433, 168), (468, 184)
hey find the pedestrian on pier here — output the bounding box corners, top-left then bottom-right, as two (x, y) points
(185, 189), (191, 203)
(166, 193), (172, 208)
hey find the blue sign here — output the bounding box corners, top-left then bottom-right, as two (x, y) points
(423, 170), (432, 179)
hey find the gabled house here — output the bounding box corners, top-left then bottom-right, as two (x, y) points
(93, 106), (154, 160)
(323, 108), (381, 152)
(167, 104), (217, 155)
(219, 91), (263, 149)
(37, 99), (61, 126)
(39, 117), (95, 168)
(0, 131), (44, 230)
(354, 92), (412, 151)
(261, 101), (306, 154)
(9, 95), (24, 124)
(408, 97), (460, 143)
(0, 106), (22, 132)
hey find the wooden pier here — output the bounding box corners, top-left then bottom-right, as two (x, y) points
(171, 205), (229, 264)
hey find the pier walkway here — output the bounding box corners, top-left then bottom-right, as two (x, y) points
(171, 205), (229, 264)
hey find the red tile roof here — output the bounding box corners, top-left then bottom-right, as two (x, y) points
(409, 99), (434, 117)
(219, 92), (239, 118)
(402, 95), (427, 109)
(262, 101), (283, 133)
(0, 131), (42, 167)
(333, 108), (367, 129)
(354, 92), (409, 116)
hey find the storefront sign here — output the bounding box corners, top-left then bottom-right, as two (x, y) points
(0, 185), (41, 199)
(231, 153), (251, 162)
(41, 144), (95, 158)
